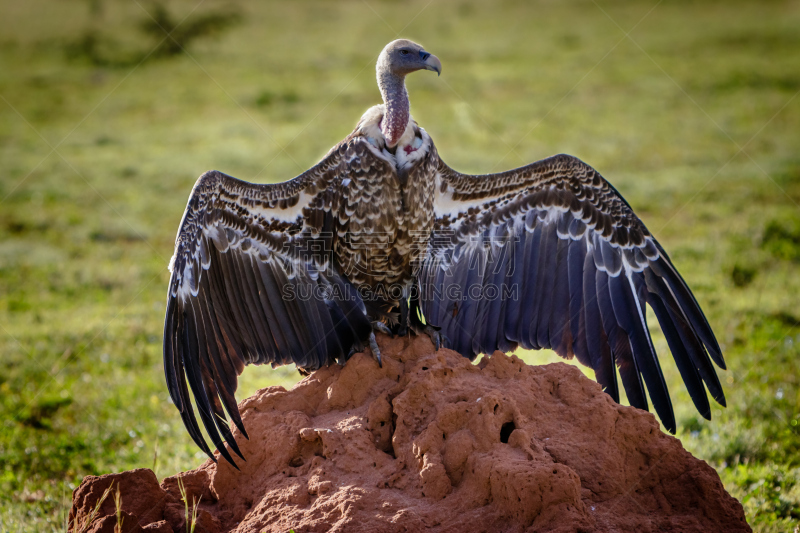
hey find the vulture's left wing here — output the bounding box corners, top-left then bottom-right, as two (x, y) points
(417, 153), (726, 432)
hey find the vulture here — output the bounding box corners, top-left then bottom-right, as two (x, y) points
(164, 39), (726, 466)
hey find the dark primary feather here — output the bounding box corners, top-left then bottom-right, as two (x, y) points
(418, 153), (726, 432)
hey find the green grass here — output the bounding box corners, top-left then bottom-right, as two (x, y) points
(1, 0), (799, 530)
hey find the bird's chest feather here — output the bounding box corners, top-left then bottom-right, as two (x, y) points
(334, 133), (435, 289)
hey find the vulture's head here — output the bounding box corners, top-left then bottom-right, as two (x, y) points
(377, 39), (442, 78)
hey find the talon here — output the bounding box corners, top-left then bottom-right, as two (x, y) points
(368, 332), (383, 367)
(373, 321), (393, 336)
(423, 325), (445, 351)
(347, 345), (359, 359)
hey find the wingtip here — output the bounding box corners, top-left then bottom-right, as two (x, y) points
(228, 438), (247, 462)
(715, 392), (727, 409)
(704, 341), (726, 369)
(212, 433), (239, 468)
(217, 447), (239, 470)
(662, 415), (677, 435)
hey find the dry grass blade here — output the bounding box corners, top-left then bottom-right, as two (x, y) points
(113, 484), (123, 533)
(177, 475), (201, 533)
(72, 482), (114, 533)
(152, 437), (160, 477)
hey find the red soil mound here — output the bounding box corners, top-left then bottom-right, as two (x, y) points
(69, 334), (750, 532)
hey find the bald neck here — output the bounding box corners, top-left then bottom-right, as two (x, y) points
(377, 69), (409, 148)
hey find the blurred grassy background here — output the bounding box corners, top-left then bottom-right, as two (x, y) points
(1, 0), (799, 530)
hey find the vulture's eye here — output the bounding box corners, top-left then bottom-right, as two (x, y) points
(399, 50), (409, 55)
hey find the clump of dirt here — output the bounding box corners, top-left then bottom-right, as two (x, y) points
(69, 334), (750, 532)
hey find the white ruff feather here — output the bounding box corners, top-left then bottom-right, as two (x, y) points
(357, 105), (428, 172)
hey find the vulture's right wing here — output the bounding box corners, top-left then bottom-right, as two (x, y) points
(164, 139), (376, 465)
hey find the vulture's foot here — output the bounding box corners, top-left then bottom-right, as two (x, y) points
(368, 332), (383, 368)
(372, 321), (393, 336)
(422, 325), (447, 351)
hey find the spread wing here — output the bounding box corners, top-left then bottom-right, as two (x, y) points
(417, 153), (726, 432)
(164, 139), (377, 465)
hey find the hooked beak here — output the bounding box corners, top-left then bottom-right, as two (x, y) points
(420, 51), (442, 76)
